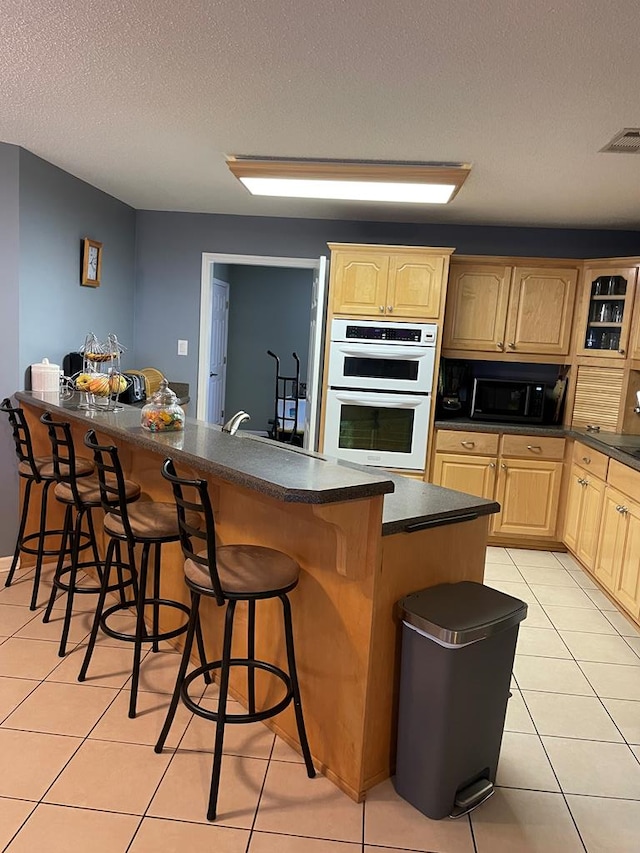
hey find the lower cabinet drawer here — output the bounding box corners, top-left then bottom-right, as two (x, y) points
(572, 441), (609, 481)
(435, 430), (499, 456)
(500, 434), (565, 461)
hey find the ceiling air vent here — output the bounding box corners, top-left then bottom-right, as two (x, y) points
(600, 128), (640, 154)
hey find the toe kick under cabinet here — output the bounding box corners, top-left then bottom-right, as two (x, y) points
(432, 429), (565, 545)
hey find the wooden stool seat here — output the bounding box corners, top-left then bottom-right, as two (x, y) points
(104, 501), (198, 541)
(22, 457), (94, 480)
(53, 475), (141, 507)
(185, 545), (300, 595)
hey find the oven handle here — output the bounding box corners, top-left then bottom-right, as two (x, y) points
(331, 390), (430, 408)
(334, 345), (431, 359)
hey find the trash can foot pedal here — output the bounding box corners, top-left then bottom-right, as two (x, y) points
(450, 778), (494, 819)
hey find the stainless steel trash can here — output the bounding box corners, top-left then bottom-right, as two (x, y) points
(395, 581), (527, 820)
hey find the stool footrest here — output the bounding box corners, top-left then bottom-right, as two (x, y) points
(20, 529), (90, 558)
(100, 599), (190, 644)
(182, 659), (294, 724)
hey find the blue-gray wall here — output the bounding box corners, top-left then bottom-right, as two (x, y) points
(0, 144), (21, 556)
(19, 150), (136, 375)
(225, 266), (313, 432)
(134, 210), (640, 402)
(0, 148), (136, 557)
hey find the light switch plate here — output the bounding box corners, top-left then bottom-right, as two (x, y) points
(177, 339), (188, 356)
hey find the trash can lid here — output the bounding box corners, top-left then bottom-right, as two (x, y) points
(398, 581), (527, 645)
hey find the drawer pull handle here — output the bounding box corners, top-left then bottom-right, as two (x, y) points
(586, 424), (601, 432)
(582, 457), (591, 464)
(527, 445), (542, 452)
(461, 440), (475, 448)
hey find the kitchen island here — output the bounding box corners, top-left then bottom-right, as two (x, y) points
(15, 391), (498, 801)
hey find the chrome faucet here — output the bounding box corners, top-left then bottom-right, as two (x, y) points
(221, 410), (251, 435)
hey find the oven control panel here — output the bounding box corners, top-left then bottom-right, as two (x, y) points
(332, 318), (437, 346)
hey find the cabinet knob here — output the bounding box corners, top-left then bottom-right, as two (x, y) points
(527, 445), (541, 452)
(497, 342), (504, 350)
(387, 305), (394, 313)
(577, 477), (585, 485)
(619, 348), (626, 355)
(586, 424), (601, 432)
(489, 462), (496, 468)
(508, 342), (516, 349)
(379, 305), (385, 312)
(582, 457), (591, 464)
(621, 506), (629, 514)
(501, 463), (508, 470)
(461, 440), (475, 448)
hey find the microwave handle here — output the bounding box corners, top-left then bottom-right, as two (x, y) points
(524, 384), (532, 413)
(332, 390), (429, 408)
(335, 345), (430, 359)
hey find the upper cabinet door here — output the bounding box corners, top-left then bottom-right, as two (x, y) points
(505, 267), (578, 355)
(576, 266), (638, 358)
(331, 252), (390, 316)
(387, 253), (445, 319)
(443, 264), (511, 351)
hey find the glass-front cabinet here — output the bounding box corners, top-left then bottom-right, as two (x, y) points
(577, 266), (638, 358)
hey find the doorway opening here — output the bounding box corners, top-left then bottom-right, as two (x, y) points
(197, 253), (328, 451)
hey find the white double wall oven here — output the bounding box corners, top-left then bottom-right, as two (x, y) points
(323, 319), (437, 470)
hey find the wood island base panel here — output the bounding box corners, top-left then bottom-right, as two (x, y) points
(15, 392), (497, 802)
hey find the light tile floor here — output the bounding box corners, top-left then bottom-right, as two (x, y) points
(1, 550), (640, 851)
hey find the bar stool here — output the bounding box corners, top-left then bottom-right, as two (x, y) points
(39, 412), (142, 656)
(155, 458), (315, 822)
(0, 398), (93, 610)
(78, 430), (208, 718)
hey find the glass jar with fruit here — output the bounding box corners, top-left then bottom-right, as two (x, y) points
(140, 379), (185, 432)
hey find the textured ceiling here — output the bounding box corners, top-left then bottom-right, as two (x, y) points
(2, 0), (640, 228)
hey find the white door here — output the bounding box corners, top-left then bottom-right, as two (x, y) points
(304, 255), (328, 451)
(206, 280), (229, 424)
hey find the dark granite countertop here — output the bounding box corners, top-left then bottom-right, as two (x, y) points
(435, 418), (566, 437)
(16, 391), (501, 534)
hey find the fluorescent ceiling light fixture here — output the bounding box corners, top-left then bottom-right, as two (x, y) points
(226, 158), (471, 204)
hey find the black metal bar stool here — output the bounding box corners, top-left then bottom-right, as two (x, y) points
(78, 430), (208, 718)
(155, 458), (315, 822)
(1, 398), (93, 610)
(39, 412), (142, 656)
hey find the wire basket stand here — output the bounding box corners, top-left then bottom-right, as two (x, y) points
(74, 332), (128, 411)
(267, 350), (303, 445)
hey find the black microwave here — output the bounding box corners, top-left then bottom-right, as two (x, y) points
(470, 378), (546, 423)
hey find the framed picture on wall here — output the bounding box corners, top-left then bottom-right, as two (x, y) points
(81, 237), (103, 287)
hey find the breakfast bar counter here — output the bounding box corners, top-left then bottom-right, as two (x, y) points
(15, 391), (498, 801)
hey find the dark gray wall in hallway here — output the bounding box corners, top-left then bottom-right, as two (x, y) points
(225, 266), (313, 432)
(134, 210), (640, 401)
(19, 149), (136, 374)
(0, 144), (20, 555)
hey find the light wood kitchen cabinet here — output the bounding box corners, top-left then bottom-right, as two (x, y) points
(431, 429), (565, 542)
(575, 265), (638, 358)
(614, 499), (640, 619)
(443, 264), (511, 352)
(594, 487), (637, 598)
(571, 366), (625, 432)
(492, 458), (563, 538)
(563, 462), (606, 572)
(329, 244), (453, 319)
(432, 453), (497, 500)
(443, 259), (578, 356)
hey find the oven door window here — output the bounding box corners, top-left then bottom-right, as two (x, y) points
(338, 404), (415, 453)
(343, 356), (419, 383)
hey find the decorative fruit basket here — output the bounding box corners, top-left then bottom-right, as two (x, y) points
(73, 332), (130, 411)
